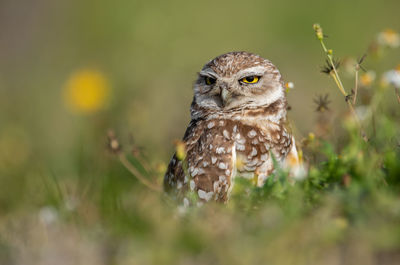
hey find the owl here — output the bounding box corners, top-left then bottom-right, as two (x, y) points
(164, 51), (302, 205)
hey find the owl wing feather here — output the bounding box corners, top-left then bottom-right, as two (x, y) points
(164, 119), (236, 203)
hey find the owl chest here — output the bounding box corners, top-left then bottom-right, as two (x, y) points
(189, 119), (291, 175)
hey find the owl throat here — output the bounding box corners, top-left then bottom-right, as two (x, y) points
(190, 97), (288, 125)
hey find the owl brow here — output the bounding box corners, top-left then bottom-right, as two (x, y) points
(198, 70), (218, 78)
(238, 72), (264, 79)
(237, 66), (267, 79)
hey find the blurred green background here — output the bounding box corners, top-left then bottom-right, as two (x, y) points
(0, 0), (399, 264)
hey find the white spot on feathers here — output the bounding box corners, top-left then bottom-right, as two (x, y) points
(211, 157), (217, 164)
(260, 153), (269, 161)
(198, 189), (214, 201)
(235, 134), (246, 144)
(213, 181), (219, 192)
(244, 165), (256, 171)
(191, 167), (199, 176)
(264, 143), (271, 150)
(250, 147), (258, 157)
(183, 198), (189, 207)
(190, 180), (196, 191)
(248, 130), (257, 138)
(236, 144), (245, 151)
(223, 130), (230, 139)
(247, 158), (259, 167)
(218, 162), (227, 169)
(216, 147), (225, 154)
(207, 122), (215, 129)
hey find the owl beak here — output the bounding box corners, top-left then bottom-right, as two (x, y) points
(220, 88), (230, 106)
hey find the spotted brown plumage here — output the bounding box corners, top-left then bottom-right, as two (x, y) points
(164, 51), (302, 205)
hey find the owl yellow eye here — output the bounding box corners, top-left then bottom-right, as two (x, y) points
(240, 76), (259, 84)
(205, 76), (216, 85)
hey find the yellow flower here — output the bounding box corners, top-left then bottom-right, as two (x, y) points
(377, 29), (400, 48)
(308, 132), (315, 141)
(235, 156), (245, 170)
(64, 69), (110, 114)
(155, 162), (167, 175)
(359, 70), (376, 87)
(174, 140), (187, 161)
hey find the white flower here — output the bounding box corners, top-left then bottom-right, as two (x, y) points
(38, 206), (58, 225)
(384, 69), (400, 88)
(377, 29), (400, 48)
(285, 82), (294, 93)
(355, 105), (369, 121)
(286, 82), (294, 89)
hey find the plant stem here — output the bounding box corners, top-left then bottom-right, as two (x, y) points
(353, 69), (359, 105)
(119, 153), (162, 192)
(395, 87), (400, 104)
(330, 72), (346, 96)
(346, 100), (368, 141)
(319, 39), (347, 96)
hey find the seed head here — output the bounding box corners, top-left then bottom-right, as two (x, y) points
(313, 24), (324, 40)
(321, 59), (340, 75)
(107, 130), (122, 154)
(314, 94), (331, 112)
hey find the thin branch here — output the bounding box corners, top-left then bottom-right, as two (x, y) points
(353, 54), (366, 105)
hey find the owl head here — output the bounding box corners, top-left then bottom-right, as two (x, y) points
(192, 51), (286, 117)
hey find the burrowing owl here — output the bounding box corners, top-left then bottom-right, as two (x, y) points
(164, 51), (301, 204)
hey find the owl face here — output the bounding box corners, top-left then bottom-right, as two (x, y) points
(193, 52), (285, 112)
